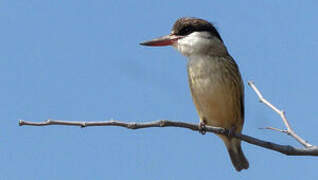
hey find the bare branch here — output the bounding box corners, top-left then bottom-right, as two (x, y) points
(248, 81), (313, 148)
(19, 119), (318, 156)
(18, 81), (318, 156)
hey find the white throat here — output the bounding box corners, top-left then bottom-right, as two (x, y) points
(173, 31), (227, 57)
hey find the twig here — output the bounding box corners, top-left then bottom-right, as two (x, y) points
(261, 127), (287, 133)
(19, 119), (318, 156)
(248, 81), (312, 148)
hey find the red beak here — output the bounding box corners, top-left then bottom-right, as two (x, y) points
(140, 34), (183, 46)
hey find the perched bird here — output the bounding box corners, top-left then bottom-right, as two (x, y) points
(140, 17), (249, 171)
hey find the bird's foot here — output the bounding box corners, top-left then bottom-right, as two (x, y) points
(228, 126), (236, 138)
(199, 120), (207, 135)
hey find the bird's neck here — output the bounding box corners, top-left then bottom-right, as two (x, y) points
(174, 33), (229, 57)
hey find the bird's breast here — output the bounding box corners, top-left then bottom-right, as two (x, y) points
(187, 55), (243, 129)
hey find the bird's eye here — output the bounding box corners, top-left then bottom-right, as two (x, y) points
(178, 26), (194, 36)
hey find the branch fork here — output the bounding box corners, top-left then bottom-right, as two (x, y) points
(248, 81), (312, 148)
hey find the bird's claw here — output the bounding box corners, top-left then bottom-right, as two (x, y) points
(199, 121), (207, 135)
(228, 126), (236, 138)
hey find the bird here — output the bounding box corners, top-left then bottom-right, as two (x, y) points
(140, 17), (249, 171)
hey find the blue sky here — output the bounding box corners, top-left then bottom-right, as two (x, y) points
(2, 0), (318, 179)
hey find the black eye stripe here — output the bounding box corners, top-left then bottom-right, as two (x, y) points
(176, 24), (216, 36)
(178, 26), (195, 36)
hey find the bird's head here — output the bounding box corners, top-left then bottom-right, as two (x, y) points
(140, 17), (226, 57)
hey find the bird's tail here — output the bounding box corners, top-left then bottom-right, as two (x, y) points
(223, 137), (249, 171)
